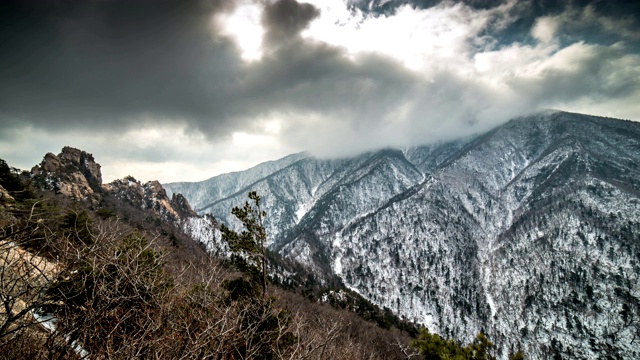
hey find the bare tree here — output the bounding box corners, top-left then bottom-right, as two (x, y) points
(0, 202), (58, 341)
(1, 191), (411, 359)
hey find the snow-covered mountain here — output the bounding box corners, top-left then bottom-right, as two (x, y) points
(165, 111), (640, 359)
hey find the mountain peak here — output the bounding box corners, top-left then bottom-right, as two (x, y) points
(27, 147), (199, 223)
(29, 147), (102, 202)
(169, 112), (640, 359)
(104, 175), (197, 222)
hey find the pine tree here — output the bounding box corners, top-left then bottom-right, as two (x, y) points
(411, 328), (499, 360)
(469, 332), (496, 360)
(220, 191), (268, 298)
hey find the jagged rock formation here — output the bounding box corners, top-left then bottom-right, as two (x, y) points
(0, 184), (16, 227)
(103, 175), (221, 251)
(0, 185), (14, 208)
(26, 146), (199, 224)
(103, 176), (197, 223)
(29, 147), (103, 203)
(166, 111), (640, 359)
(24, 147), (218, 249)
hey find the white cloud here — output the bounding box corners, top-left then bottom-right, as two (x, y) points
(302, 0), (508, 72)
(244, 0), (639, 160)
(531, 16), (559, 43)
(0, 122), (294, 184)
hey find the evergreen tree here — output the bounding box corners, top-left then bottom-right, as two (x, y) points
(220, 191), (268, 298)
(411, 328), (498, 360)
(469, 332), (495, 360)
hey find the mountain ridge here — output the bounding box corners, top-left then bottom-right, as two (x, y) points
(166, 110), (640, 359)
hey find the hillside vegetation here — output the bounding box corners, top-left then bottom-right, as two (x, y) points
(0, 156), (437, 359)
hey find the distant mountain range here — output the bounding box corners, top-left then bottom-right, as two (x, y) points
(166, 111), (640, 359)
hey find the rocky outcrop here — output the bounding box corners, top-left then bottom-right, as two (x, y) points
(171, 193), (198, 219)
(30, 147), (102, 203)
(0, 184), (15, 207)
(27, 147), (198, 225)
(58, 146), (102, 188)
(104, 176), (197, 223)
(0, 184), (16, 227)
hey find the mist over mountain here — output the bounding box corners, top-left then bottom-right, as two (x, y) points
(166, 111), (640, 359)
(3, 0), (640, 357)
(2, 146), (425, 359)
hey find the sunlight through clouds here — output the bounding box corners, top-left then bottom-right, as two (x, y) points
(216, 1), (265, 61)
(1, 0), (638, 182)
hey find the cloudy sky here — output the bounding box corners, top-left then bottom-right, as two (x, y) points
(1, 0), (639, 183)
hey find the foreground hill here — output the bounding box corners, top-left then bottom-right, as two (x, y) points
(0, 148), (416, 359)
(166, 111), (640, 359)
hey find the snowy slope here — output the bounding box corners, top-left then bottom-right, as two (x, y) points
(170, 111), (640, 359)
(165, 152), (309, 211)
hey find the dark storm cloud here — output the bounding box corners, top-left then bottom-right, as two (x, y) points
(0, 0), (417, 146)
(0, 0), (421, 143)
(243, 45), (417, 126)
(0, 0), (240, 133)
(263, 0), (321, 45)
(1, 0), (639, 166)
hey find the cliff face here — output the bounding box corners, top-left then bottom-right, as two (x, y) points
(167, 111), (640, 359)
(30, 147), (103, 203)
(0, 185), (15, 207)
(0, 184), (16, 228)
(27, 147), (202, 229)
(103, 176), (197, 223)
(24, 147), (220, 257)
